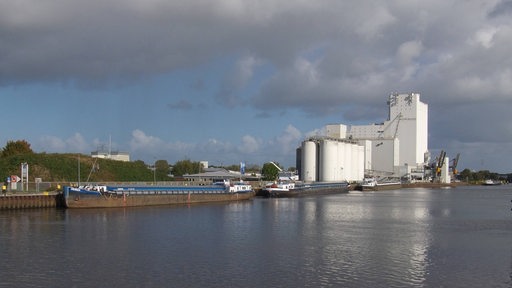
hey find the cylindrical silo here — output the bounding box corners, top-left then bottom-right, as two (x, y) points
(356, 145), (365, 181)
(319, 140), (337, 182)
(337, 142), (346, 181)
(296, 147), (302, 178)
(301, 141), (317, 182)
(344, 143), (352, 181)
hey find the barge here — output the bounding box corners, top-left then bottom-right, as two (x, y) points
(360, 177), (402, 191)
(63, 180), (254, 208)
(262, 181), (350, 198)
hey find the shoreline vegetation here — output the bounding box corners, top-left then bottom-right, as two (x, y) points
(0, 140), (509, 195)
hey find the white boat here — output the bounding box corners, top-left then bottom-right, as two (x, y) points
(482, 179), (501, 186)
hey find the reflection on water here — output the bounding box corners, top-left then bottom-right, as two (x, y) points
(1, 186), (512, 287)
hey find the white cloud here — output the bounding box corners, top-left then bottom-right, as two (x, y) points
(396, 40), (423, 67)
(305, 127), (326, 138)
(199, 139), (233, 154)
(216, 55), (261, 107)
(66, 133), (90, 153)
(471, 27), (498, 48)
(34, 133), (90, 154)
(275, 125), (302, 155)
(353, 4), (396, 40)
(37, 135), (66, 152)
(238, 135), (260, 154)
(129, 129), (165, 151)
(125, 127), (302, 167)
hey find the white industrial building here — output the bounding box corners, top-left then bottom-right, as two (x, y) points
(298, 92), (432, 182)
(297, 138), (365, 182)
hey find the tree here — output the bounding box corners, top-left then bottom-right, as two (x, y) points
(154, 160), (171, 180)
(1, 140), (33, 157)
(261, 162), (281, 181)
(171, 159), (203, 177)
(459, 168), (472, 182)
(457, 168), (503, 183)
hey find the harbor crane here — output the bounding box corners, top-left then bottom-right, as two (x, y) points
(425, 150), (446, 182)
(435, 150), (446, 178)
(450, 153), (460, 176)
(269, 161), (299, 181)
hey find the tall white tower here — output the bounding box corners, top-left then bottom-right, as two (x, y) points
(387, 93), (428, 168)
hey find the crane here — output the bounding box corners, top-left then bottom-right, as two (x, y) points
(434, 150), (446, 179)
(450, 153), (460, 176)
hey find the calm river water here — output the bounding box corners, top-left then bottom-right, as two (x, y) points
(1, 185), (512, 287)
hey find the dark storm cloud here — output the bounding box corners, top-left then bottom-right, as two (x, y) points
(1, 0), (512, 171)
(489, 0), (512, 17)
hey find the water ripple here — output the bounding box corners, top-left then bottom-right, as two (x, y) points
(1, 188), (512, 287)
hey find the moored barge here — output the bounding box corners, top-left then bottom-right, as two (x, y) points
(63, 180), (254, 208)
(360, 177), (402, 191)
(262, 181), (350, 198)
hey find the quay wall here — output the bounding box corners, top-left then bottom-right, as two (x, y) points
(0, 193), (64, 210)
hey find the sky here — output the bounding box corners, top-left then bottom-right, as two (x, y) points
(1, 0), (512, 173)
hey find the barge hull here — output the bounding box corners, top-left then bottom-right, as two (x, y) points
(267, 182), (350, 198)
(271, 187), (348, 198)
(65, 191), (254, 208)
(361, 183), (402, 191)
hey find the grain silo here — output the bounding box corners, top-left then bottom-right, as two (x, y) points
(301, 140), (317, 182)
(319, 139), (338, 181)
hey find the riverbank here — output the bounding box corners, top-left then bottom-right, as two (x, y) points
(0, 181), (475, 210)
(0, 192), (63, 209)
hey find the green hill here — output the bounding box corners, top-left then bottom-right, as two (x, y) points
(0, 153), (159, 184)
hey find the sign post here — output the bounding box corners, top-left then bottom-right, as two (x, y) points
(21, 163), (28, 192)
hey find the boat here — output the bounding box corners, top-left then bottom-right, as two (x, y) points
(262, 181), (350, 198)
(482, 179), (502, 186)
(361, 177), (402, 191)
(62, 180), (254, 208)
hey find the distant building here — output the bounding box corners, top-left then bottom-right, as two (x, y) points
(91, 150), (130, 162)
(200, 161), (209, 169)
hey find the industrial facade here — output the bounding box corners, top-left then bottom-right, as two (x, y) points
(297, 138), (364, 182)
(298, 92), (429, 182)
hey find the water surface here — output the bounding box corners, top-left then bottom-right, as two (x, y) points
(1, 185), (511, 287)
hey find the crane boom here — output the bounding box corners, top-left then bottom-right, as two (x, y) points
(269, 161), (283, 172)
(450, 153), (460, 175)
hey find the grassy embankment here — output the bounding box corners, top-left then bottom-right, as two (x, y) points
(0, 153), (161, 191)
